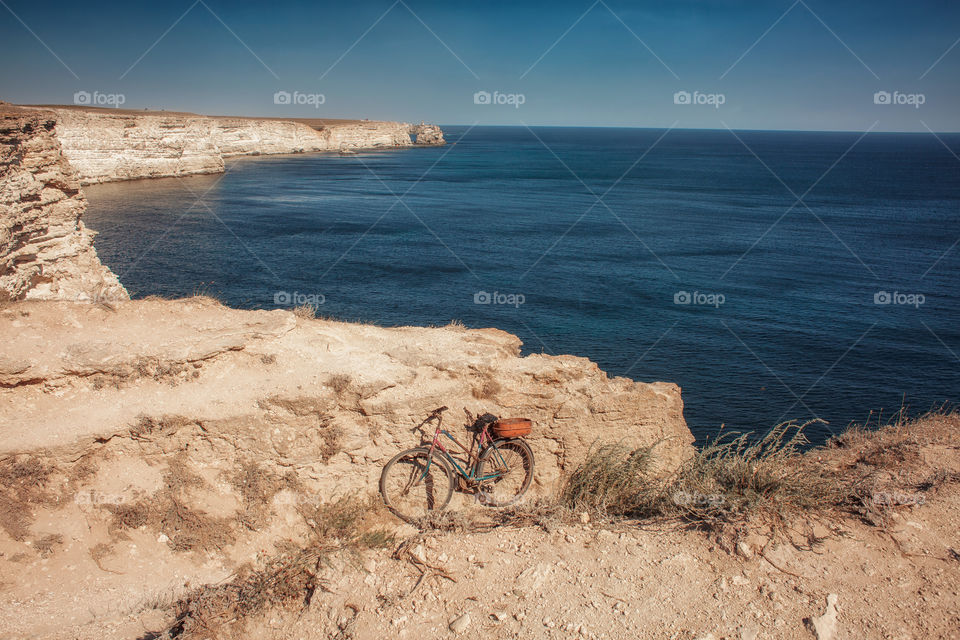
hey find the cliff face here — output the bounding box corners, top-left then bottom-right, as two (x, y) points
(48, 108), (443, 185)
(0, 108), (127, 301)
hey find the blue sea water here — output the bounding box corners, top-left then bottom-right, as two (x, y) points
(83, 126), (960, 443)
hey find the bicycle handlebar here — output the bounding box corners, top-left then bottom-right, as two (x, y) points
(411, 406), (449, 432)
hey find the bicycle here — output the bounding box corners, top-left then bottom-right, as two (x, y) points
(379, 406), (535, 522)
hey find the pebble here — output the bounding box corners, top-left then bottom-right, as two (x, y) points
(739, 627), (758, 640)
(448, 613), (471, 634)
(805, 593), (839, 640)
(412, 544), (427, 563)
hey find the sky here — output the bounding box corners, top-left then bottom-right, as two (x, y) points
(1, 0), (959, 131)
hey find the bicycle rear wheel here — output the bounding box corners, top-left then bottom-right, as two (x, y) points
(380, 447), (454, 521)
(477, 439), (534, 507)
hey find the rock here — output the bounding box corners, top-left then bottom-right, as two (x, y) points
(739, 626), (759, 640)
(410, 123), (445, 145)
(737, 541), (754, 559)
(448, 613), (471, 633)
(731, 575), (750, 587)
(491, 611), (508, 623)
(580, 512), (591, 524)
(517, 563), (551, 594)
(412, 544), (427, 564)
(0, 107), (127, 302)
(805, 593), (839, 640)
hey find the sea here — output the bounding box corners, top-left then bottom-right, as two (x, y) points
(83, 126), (960, 443)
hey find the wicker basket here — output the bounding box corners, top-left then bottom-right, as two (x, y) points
(492, 418), (532, 438)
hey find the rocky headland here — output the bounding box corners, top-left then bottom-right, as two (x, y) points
(32, 105), (445, 185)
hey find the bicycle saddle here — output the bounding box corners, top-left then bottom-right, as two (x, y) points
(468, 412), (499, 432)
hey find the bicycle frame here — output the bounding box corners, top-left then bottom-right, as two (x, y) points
(420, 421), (511, 485)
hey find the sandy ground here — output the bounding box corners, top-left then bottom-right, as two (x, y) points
(45, 476), (960, 640)
(5, 415), (952, 640)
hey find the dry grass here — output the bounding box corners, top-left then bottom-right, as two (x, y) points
(230, 461), (290, 530)
(318, 417), (344, 463)
(33, 533), (63, 558)
(326, 373), (352, 395)
(105, 455), (236, 553)
(90, 357), (194, 389)
(662, 423), (838, 527)
(0, 455), (54, 540)
(472, 375), (502, 400)
(558, 422), (836, 528)
(163, 495), (393, 639)
(129, 415), (197, 440)
(292, 303), (317, 319)
(561, 442), (657, 516)
(821, 408), (960, 526)
(558, 411), (960, 533)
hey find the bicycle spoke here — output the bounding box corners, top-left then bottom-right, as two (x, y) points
(381, 450), (453, 520)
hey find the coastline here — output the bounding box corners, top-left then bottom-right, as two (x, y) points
(12, 103), (445, 186)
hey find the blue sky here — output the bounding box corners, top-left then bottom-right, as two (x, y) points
(2, 0), (958, 131)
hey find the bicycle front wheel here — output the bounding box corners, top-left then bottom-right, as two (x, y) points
(380, 447), (454, 521)
(477, 439), (535, 507)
